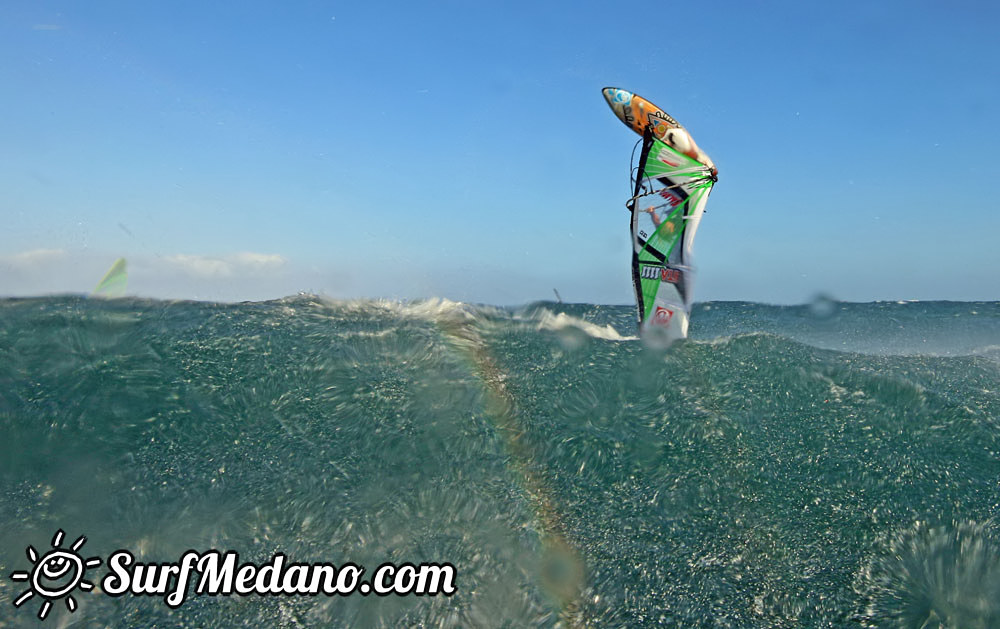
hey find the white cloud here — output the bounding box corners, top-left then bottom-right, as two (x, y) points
(164, 252), (286, 279)
(0, 248), (68, 269)
(229, 252), (287, 270)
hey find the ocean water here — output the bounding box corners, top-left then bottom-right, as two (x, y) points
(0, 296), (998, 627)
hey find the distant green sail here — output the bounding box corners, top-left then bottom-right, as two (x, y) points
(93, 257), (128, 297)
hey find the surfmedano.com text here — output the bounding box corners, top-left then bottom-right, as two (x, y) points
(102, 550), (457, 608)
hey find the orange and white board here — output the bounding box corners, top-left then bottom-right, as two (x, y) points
(602, 87), (716, 175)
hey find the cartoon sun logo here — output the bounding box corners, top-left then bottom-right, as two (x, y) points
(10, 530), (102, 620)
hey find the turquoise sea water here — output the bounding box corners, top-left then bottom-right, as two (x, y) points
(1, 296), (998, 627)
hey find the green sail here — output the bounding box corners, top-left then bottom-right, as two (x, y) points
(628, 134), (716, 337)
(93, 257), (128, 297)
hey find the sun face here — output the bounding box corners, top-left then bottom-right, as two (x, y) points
(10, 530), (102, 620)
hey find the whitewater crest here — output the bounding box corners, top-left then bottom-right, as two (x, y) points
(528, 309), (635, 342)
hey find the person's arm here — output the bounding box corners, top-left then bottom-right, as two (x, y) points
(645, 206), (661, 228)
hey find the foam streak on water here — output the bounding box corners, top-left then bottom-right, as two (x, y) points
(0, 297), (997, 627)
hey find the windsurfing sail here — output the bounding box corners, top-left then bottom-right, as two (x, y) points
(602, 88), (717, 339)
(93, 257), (127, 297)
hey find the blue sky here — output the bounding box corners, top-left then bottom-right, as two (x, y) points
(1, 1), (997, 304)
